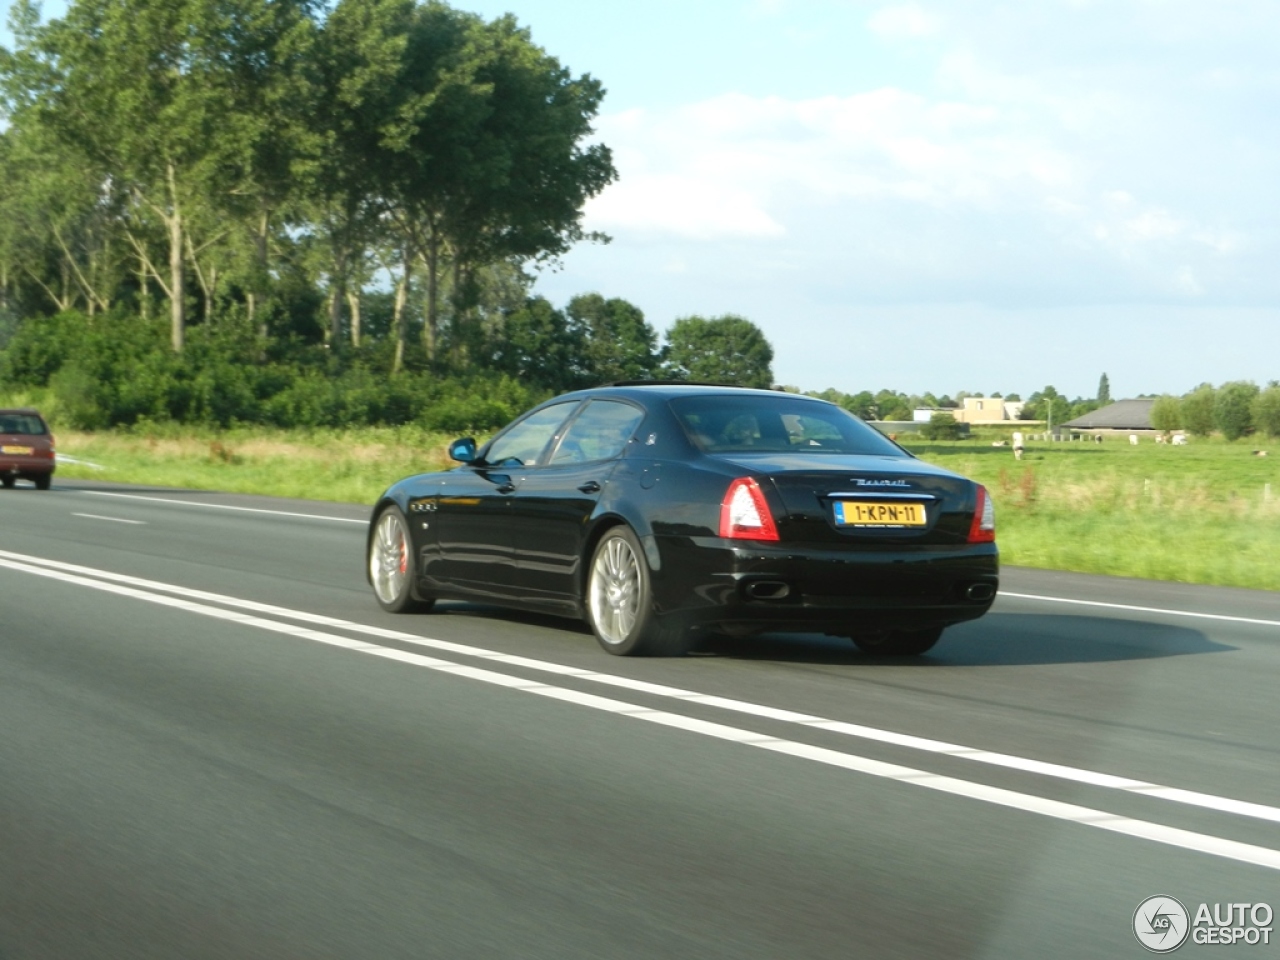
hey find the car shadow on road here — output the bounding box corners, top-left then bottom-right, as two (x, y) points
(430, 604), (1229, 667)
(690, 613), (1230, 666)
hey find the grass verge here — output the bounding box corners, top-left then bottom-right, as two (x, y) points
(904, 437), (1280, 591)
(51, 425), (457, 506)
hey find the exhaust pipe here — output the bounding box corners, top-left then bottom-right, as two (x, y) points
(965, 583), (995, 602)
(744, 580), (792, 601)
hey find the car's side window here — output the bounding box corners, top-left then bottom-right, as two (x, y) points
(549, 400), (645, 464)
(485, 401), (578, 467)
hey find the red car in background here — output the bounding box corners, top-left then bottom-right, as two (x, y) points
(0, 409), (56, 490)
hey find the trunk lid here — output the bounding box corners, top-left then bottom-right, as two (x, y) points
(714, 453), (980, 545)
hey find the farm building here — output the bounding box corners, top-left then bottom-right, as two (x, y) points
(950, 398), (1026, 423)
(1062, 398), (1157, 432)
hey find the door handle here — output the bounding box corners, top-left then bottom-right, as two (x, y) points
(497, 482), (516, 494)
(577, 480), (602, 494)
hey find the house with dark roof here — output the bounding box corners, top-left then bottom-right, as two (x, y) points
(1062, 398), (1157, 431)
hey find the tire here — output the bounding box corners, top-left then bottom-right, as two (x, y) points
(34, 474), (51, 491)
(852, 626), (943, 656)
(1, 476), (14, 489)
(369, 506), (435, 614)
(586, 526), (687, 657)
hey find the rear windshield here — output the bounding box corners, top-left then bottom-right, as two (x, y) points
(0, 413), (48, 436)
(670, 395), (906, 457)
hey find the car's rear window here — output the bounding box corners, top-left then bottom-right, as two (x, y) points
(0, 414), (48, 436)
(670, 395), (906, 457)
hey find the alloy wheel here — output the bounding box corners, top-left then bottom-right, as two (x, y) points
(589, 534), (641, 646)
(370, 510), (411, 606)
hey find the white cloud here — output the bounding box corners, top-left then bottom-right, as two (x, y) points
(587, 88), (1080, 240)
(585, 172), (785, 240)
(867, 3), (942, 39)
(1176, 266), (1204, 296)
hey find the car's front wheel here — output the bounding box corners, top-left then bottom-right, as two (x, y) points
(587, 526), (686, 656)
(851, 626), (943, 656)
(369, 506), (435, 614)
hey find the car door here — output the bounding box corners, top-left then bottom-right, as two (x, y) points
(431, 400), (581, 595)
(507, 399), (647, 601)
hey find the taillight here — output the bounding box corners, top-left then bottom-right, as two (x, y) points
(720, 477), (779, 541)
(968, 485), (995, 543)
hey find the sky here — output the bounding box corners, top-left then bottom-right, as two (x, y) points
(6, 0), (1280, 399)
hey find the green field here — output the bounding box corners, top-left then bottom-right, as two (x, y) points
(37, 424), (1280, 593)
(904, 436), (1279, 591)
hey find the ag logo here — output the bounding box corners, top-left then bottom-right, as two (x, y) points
(1134, 896), (1190, 953)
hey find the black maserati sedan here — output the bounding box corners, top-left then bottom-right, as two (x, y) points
(367, 383), (997, 657)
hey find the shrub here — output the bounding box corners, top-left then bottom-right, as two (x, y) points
(919, 412), (960, 440)
(1213, 381), (1259, 441)
(1181, 384), (1217, 437)
(1149, 395), (1182, 431)
(1253, 383), (1280, 439)
(1, 310), (99, 386)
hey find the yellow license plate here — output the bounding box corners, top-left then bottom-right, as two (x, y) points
(834, 501), (927, 527)
(0, 445), (33, 455)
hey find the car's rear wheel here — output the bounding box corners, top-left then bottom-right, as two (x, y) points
(587, 526), (686, 656)
(851, 626), (943, 656)
(34, 474), (51, 491)
(1, 476), (13, 489)
(369, 506), (435, 614)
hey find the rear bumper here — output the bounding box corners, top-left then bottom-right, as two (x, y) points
(650, 535), (998, 633)
(1, 456), (55, 478)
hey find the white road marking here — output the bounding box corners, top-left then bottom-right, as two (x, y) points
(999, 591), (1280, 628)
(2, 547), (1278, 828)
(80, 490), (366, 524)
(2, 550), (1280, 872)
(72, 513), (147, 525)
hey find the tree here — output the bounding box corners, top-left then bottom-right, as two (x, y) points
(1097, 372), (1111, 405)
(0, 124), (126, 316)
(663, 315), (773, 388)
(369, 3), (615, 366)
(1252, 383), (1280, 439)
(1149, 395), (1183, 432)
(5, 0), (320, 351)
(484, 296), (587, 392)
(565, 293), (659, 384)
(844, 390), (877, 419)
(1182, 384), (1217, 437)
(1213, 381), (1258, 441)
(305, 0), (412, 349)
(1022, 385), (1070, 426)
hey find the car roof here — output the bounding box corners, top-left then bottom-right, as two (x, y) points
(567, 383), (821, 404)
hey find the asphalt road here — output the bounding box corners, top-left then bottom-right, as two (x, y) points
(2, 478), (1278, 959)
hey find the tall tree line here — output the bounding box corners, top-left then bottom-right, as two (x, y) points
(0, 0), (615, 370)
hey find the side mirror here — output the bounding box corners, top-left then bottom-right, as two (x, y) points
(448, 437), (478, 463)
